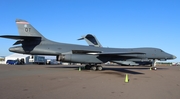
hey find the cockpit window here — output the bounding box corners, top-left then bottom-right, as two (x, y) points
(161, 50), (164, 52)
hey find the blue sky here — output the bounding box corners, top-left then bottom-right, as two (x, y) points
(0, 0), (179, 62)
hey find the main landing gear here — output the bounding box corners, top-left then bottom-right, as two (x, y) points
(85, 64), (103, 71)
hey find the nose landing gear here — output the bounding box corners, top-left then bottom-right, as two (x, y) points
(150, 59), (157, 70)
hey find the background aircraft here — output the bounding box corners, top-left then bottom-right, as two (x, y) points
(0, 19), (176, 71)
(78, 34), (152, 66)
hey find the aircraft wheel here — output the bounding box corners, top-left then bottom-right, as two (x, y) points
(85, 65), (91, 70)
(97, 66), (103, 71)
(91, 66), (97, 71)
(152, 67), (157, 70)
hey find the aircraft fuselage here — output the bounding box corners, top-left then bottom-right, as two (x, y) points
(9, 39), (175, 64)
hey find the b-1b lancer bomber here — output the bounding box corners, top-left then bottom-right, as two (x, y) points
(0, 19), (176, 71)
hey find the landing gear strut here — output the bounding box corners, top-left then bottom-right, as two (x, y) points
(84, 64), (103, 71)
(151, 59), (157, 70)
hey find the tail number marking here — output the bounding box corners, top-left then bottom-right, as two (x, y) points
(25, 28), (31, 32)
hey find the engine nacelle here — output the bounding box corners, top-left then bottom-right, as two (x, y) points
(56, 54), (104, 64)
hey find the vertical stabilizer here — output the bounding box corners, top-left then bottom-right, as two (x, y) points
(16, 19), (46, 40)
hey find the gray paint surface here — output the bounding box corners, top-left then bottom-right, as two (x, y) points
(0, 19), (176, 64)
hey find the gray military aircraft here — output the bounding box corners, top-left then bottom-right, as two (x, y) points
(0, 19), (176, 71)
(78, 34), (153, 66)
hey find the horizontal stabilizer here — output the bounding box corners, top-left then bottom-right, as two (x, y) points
(0, 35), (41, 40)
(13, 41), (22, 45)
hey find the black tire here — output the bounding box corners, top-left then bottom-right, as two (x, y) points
(91, 66), (97, 71)
(97, 66), (103, 71)
(85, 65), (91, 70)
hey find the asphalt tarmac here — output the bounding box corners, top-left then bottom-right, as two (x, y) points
(0, 64), (180, 99)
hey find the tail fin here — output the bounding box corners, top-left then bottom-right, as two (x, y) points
(78, 34), (102, 47)
(16, 19), (46, 40)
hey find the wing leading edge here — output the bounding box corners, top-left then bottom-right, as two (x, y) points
(72, 50), (145, 57)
